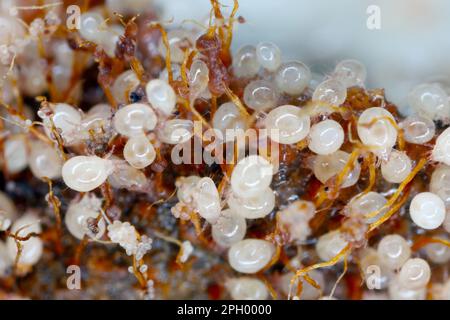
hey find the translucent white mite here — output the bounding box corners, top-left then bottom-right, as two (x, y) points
(401, 114), (435, 144)
(28, 140), (63, 180)
(160, 63), (182, 82)
(65, 195), (106, 240)
(430, 164), (450, 207)
(79, 12), (104, 43)
(265, 105), (310, 144)
(211, 209), (247, 247)
(409, 192), (446, 230)
(243, 79), (279, 111)
(112, 70), (140, 104)
(212, 102), (248, 141)
(62, 156), (112, 192)
(108, 159), (147, 189)
(312, 78), (347, 106)
(280, 269), (324, 300)
(357, 107), (397, 157)
(278, 200), (316, 242)
(6, 214), (43, 267)
(398, 258), (431, 290)
(227, 187), (275, 219)
(4, 134), (28, 174)
(359, 248), (394, 290)
(192, 177), (221, 223)
(275, 61), (311, 95)
(232, 45), (260, 78)
(158, 119), (194, 144)
(432, 127), (450, 166)
(123, 135), (156, 169)
(42, 103), (83, 145)
(348, 192), (387, 224)
(408, 83), (450, 121)
(100, 24), (123, 58)
(225, 277), (268, 300)
(145, 79), (176, 116)
(82, 103), (113, 135)
(176, 175), (201, 204)
(313, 150), (361, 188)
(77, 14), (120, 55)
(381, 150), (412, 184)
(231, 155), (274, 197)
(333, 59), (367, 88)
(113, 103), (157, 137)
(377, 234), (411, 270)
(316, 230), (348, 262)
(188, 59), (209, 98)
(158, 29), (195, 64)
(228, 239), (275, 274)
(255, 42), (281, 72)
(424, 238), (450, 264)
(388, 276), (426, 300)
(308, 119), (344, 155)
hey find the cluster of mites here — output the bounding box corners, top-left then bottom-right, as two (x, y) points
(0, 1), (450, 300)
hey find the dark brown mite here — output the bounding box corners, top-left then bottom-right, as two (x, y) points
(196, 33), (230, 96)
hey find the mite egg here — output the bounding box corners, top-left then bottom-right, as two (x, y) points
(312, 78), (347, 106)
(62, 156), (112, 192)
(158, 119), (194, 144)
(432, 127), (450, 166)
(401, 114), (435, 144)
(212, 102), (248, 141)
(357, 107), (397, 157)
(408, 83), (450, 121)
(232, 45), (260, 78)
(145, 79), (176, 116)
(275, 61), (311, 95)
(42, 103), (82, 146)
(316, 230), (348, 262)
(230, 155), (274, 197)
(123, 135), (156, 169)
(333, 59), (367, 88)
(256, 41), (281, 72)
(380, 150), (412, 184)
(243, 79), (279, 111)
(28, 140), (63, 179)
(4, 134), (28, 174)
(377, 234), (411, 270)
(225, 277), (268, 300)
(430, 164), (450, 207)
(398, 258), (431, 290)
(6, 214), (43, 268)
(228, 239), (275, 274)
(211, 209), (247, 247)
(227, 187), (275, 219)
(65, 195), (106, 240)
(265, 105), (310, 144)
(313, 150), (361, 188)
(113, 103), (157, 137)
(308, 119), (344, 155)
(409, 192), (446, 230)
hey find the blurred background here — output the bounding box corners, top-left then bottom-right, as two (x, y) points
(153, 0), (450, 115)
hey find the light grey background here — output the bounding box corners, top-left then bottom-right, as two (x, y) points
(155, 0), (450, 115)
